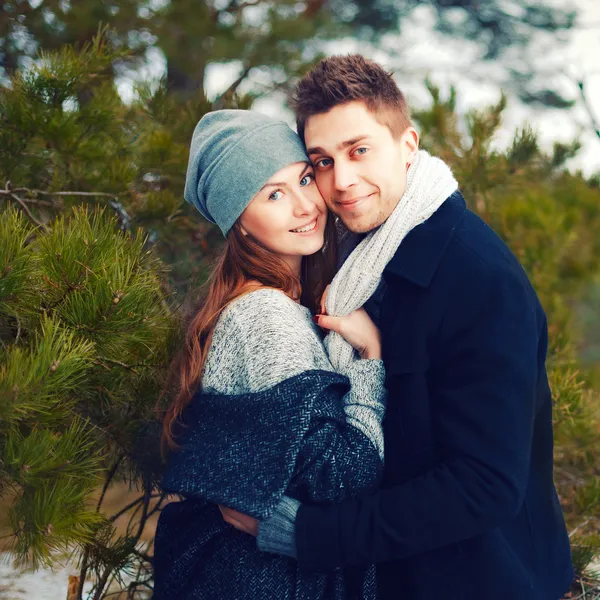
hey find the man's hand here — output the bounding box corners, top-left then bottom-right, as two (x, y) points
(219, 505), (259, 537)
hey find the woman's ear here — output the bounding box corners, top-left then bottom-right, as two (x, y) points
(239, 224), (249, 236)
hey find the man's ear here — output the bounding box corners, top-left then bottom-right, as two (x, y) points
(403, 127), (419, 168)
(404, 127), (419, 157)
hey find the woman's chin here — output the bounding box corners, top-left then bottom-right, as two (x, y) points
(301, 237), (326, 256)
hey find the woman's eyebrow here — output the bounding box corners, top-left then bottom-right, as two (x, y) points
(261, 181), (285, 189)
(259, 164), (312, 191)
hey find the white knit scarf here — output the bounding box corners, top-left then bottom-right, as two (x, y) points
(324, 150), (458, 372)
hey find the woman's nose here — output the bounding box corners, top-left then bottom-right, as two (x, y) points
(292, 189), (317, 215)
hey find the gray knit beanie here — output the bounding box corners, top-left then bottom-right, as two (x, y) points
(184, 109), (309, 236)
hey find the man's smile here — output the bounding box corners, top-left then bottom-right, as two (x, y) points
(334, 193), (375, 210)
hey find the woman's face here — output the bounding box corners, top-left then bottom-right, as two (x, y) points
(239, 161), (327, 273)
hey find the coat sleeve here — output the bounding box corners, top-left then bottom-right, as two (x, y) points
(161, 369), (384, 520)
(294, 260), (544, 569)
(284, 360), (385, 506)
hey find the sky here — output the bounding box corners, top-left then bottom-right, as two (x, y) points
(115, 1), (600, 177)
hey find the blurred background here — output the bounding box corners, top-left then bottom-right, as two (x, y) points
(1, 1), (599, 598)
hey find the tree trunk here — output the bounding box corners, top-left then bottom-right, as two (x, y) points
(166, 54), (206, 100)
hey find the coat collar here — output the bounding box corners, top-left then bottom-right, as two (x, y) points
(383, 191), (467, 288)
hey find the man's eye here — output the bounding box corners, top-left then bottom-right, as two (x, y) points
(354, 147), (368, 156)
(314, 158), (332, 169)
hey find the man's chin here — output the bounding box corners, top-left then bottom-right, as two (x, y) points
(339, 213), (385, 234)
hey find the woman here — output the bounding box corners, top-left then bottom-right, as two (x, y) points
(153, 110), (386, 599)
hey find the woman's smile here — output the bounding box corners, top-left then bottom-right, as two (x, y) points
(290, 217), (319, 234)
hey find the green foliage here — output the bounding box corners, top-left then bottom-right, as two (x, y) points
(3, 420), (100, 483)
(1, 31), (130, 192)
(0, 205), (173, 592)
(0, 315), (95, 424)
(579, 282), (600, 365)
(0, 30), (226, 302)
(0, 209), (36, 320)
(8, 477), (105, 570)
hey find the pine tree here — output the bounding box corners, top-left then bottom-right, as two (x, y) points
(0, 202), (174, 597)
(0, 32), (181, 599)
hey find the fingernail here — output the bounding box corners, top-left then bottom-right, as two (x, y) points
(312, 315), (321, 324)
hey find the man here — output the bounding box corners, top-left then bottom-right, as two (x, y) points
(222, 54), (573, 600)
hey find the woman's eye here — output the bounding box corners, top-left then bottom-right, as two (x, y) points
(269, 189), (283, 201)
(300, 173), (314, 186)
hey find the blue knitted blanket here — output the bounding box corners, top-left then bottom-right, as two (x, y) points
(153, 370), (382, 599)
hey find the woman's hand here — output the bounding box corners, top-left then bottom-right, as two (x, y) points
(314, 308), (381, 360)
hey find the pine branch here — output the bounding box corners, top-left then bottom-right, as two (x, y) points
(134, 489), (151, 541)
(107, 493), (161, 524)
(93, 566), (113, 600)
(0, 185), (127, 200)
(223, 0), (270, 13)
(4, 196), (57, 207)
(89, 494), (154, 600)
(95, 357), (165, 373)
(94, 359), (139, 374)
(3, 190), (48, 230)
(213, 63), (253, 109)
(102, 590), (131, 599)
(569, 518), (593, 539)
(145, 493), (168, 520)
(127, 569), (146, 600)
(97, 458), (123, 513)
(575, 79), (600, 140)
(77, 456), (123, 600)
(1, 184), (132, 229)
(571, 582), (600, 600)
(101, 574), (154, 599)
(131, 547), (152, 564)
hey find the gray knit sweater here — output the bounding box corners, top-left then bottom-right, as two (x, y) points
(202, 288), (386, 459)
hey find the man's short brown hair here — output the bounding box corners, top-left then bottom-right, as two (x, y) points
(292, 54), (412, 141)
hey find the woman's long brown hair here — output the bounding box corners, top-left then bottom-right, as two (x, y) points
(160, 216), (337, 453)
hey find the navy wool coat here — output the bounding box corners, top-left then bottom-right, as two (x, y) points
(295, 192), (574, 600)
(153, 371), (382, 600)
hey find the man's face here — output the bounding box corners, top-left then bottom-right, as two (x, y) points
(304, 100), (418, 233)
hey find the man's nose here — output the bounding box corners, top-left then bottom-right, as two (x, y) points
(333, 161), (358, 191)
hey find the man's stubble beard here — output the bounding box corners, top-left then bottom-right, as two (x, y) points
(339, 210), (386, 234)
(335, 199), (396, 234)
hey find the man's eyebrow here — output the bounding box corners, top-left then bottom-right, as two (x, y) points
(259, 164), (312, 191)
(306, 136), (370, 156)
(306, 145), (326, 156)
